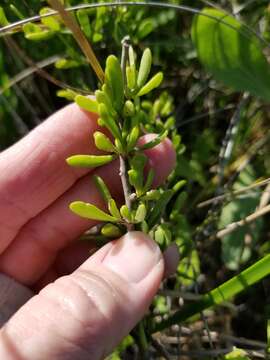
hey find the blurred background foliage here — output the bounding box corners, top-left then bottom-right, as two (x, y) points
(1, 0), (270, 358)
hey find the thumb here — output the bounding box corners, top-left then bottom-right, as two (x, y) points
(0, 232), (164, 360)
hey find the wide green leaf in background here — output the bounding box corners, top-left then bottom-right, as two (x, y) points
(192, 8), (270, 101)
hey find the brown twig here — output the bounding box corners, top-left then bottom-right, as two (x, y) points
(216, 203), (270, 239)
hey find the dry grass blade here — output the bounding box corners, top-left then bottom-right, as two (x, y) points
(216, 204), (270, 239)
(47, 0), (104, 83)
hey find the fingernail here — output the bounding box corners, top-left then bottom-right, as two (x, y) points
(102, 231), (162, 284)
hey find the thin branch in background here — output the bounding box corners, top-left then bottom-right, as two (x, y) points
(197, 177), (270, 209)
(4, 37), (91, 95)
(0, 55), (60, 96)
(215, 203), (270, 239)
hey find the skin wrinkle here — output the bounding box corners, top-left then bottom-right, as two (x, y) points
(38, 271), (127, 359)
(36, 292), (97, 359)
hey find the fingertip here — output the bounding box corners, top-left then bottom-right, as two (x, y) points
(163, 243), (180, 279)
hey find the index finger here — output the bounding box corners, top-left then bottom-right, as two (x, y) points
(0, 104), (100, 252)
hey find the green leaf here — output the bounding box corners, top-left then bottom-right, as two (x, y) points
(77, 9), (92, 38)
(93, 175), (112, 202)
(66, 154), (114, 168)
(143, 168), (155, 193)
(0, 7), (9, 26)
(9, 4), (24, 20)
(70, 201), (117, 222)
(172, 180), (187, 193)
(137, 48), (152, 88)
(94, 131), (115, 153)
(141, 190), (161, 201)
(127, 126), (140, 152)
(95, 90), (116, 117)
(223, 347), (250, 360)
(101, 223), (123, 238)
(219, 166), (263, 270)
(137, 72), (163, 96)
(136, 18), (155, 39)
(177, 250), (200, 286)
(75, 95), (98, 114)
(23, 23), (54, 41)
(120, 205), (132, 222)
(40, 7), (61, 31)
(108, 199), (122, 220)
(55, 59), (81, 69)
(126, 66), (136, 90)
(148, 190), (174, 228)
(139, 130), (168, 150)
(192, 8), (270, 101)
(134, 203), (147, 223)
(105, 55), (124, 112)
(56, 89), (77, 101)
(98, 103), (121, 140)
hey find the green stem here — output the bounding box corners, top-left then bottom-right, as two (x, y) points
(151, 253), (270, 333)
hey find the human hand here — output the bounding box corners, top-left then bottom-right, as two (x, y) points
(0, 104), (177, 359)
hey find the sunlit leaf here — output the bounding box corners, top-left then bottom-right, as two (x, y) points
(75, 95), (98, 114)
(137, 72), (163, 96)
(192, 8), (270, 101)
(70, 201), (117, 222)
(94, 131), (116, 153)
(66, 154), (114, 167)
(137, 48), (152, 88)
(101, 223), (123, 238)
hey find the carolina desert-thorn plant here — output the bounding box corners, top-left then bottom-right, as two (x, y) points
(66, 46), (176, 240)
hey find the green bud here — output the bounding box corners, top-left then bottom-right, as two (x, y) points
(66, 154), (114, 168)
(75, 95), (98, 114)
(94, 131), (115, 153)
(137, 48), (152, 88)
(123, 100), (135, 117)
(137, 72), (163, 96)
(101, 224), (122, 238)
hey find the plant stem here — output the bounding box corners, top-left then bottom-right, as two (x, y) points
(121, 35), (130, 93)
(119, 37), (133, 218)
(151, 253), (270, 333)
(119, 155), (132, 211)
